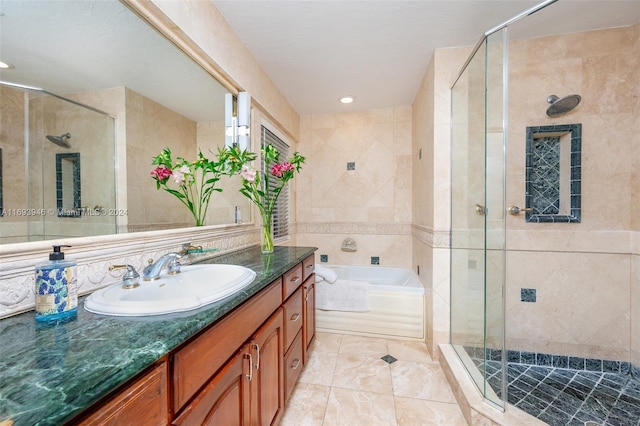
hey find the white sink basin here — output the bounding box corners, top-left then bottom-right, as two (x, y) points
(85, 264), (257, 316)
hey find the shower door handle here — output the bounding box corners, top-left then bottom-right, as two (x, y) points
(507, 205), (532, 215)
(475, 204), (486, 215)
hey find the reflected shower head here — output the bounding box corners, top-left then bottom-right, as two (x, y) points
(546, 94), (581, 117)
(46, 133), (71, 148)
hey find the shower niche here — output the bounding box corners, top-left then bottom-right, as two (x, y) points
(525, 123), (581, 223)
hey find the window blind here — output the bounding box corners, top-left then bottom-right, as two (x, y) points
(261, 126), (290, 240)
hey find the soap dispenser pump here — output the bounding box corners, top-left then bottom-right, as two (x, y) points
(35, 245), (78, 322)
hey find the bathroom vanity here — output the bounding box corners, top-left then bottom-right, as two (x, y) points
(0, 246), (316, 426)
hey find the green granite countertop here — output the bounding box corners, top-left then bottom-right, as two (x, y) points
(0, 245), (316, 426)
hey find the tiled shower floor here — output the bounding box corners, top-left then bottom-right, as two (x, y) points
(476, 358), (640, 425)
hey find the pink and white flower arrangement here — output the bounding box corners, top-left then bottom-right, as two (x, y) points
(227, 144), (305, 253)
(150, 147), (231, 226)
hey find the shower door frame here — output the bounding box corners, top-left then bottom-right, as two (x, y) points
(449, 27), (508, 409)
(448, 0), (559, 410)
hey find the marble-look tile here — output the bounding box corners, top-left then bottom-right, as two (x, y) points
(394, 397), (467, 426)
(313, 332), (343, 354)
(299, 351), (338, 387)
(339, 334), (389, 358)
(387, 339), (434, 364)
(279, 382), (329, 426)
(323, 387), (398, 426)
(391, 360), (457, 403)
(331, 354), (394, 394)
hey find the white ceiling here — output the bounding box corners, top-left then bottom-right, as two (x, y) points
(212, 0), (640, 115)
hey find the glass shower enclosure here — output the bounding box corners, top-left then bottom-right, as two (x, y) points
(450, 28), (508, 408)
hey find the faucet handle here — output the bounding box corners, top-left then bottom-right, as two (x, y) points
(180, 242), (202, 255)
(167, 258), (182, 275)
(109, 264), (140, 289)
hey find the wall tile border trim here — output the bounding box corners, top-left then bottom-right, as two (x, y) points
(412, 223), (450, 248)
(297, 222), (412, 236)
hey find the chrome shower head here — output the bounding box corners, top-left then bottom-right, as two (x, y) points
(46, 133), (71, 148)
(546, 94), (581, 117)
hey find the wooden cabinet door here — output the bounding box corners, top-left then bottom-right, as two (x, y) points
(250, 308), (284, 426)
(173, 346), (251, 426)
(172, 279), (282, 412)
(303, 278), (316, 359)
(78, 362), (169, 426)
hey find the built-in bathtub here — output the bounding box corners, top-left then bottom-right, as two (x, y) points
(315, 264), (426, 340)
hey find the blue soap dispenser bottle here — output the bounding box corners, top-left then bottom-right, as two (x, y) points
(35, 245), (78, 322)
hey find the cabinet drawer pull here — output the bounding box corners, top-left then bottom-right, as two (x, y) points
(291, 358), (301, 370)
(245, 353), (253, 381)
(290, 313), (301, 322)
(252, 343), (260, 370)
(290, 275), (300, 283)
(305, 264), (314, 269)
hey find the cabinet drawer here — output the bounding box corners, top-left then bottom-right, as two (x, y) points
(282, 263), (303, 301)
(172, 278), (282, 412)
(79, 361), (168, 426)
(302, 254), (315, 282)
(284, 330), (304, 403)
(283, 287), (303, 351)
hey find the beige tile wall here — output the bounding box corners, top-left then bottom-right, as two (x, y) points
(125, 88), (199, 229)
(295, 107), (413, 268)
(505, 25), (639, 360)
(412, 47), (471, 358)
(0, 86), (29, 243)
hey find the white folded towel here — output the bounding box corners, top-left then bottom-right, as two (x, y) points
(315, 278), (369, 312)
(314, 265), (338, 284)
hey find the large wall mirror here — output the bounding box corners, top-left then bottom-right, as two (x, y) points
(0, 0), (251, 245)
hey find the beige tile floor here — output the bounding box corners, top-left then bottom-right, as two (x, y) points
(280, 332), (468, 426)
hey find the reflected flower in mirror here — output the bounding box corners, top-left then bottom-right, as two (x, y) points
(151, 147), (231, 226)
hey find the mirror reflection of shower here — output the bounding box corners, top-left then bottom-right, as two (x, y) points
(546, 94), (581, 116)
(46, 133), (71, 148)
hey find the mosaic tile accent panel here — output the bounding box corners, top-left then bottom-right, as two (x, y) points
(55, 152), (82, 218)
(521, 288), (537, 302)
(525, 124), (581, 223)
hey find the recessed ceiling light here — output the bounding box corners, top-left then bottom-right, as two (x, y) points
(339, 96), (355, 104)
(0, 61), (14, 69)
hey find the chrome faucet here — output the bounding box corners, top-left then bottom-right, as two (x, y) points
(143, 252), (183, 281)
